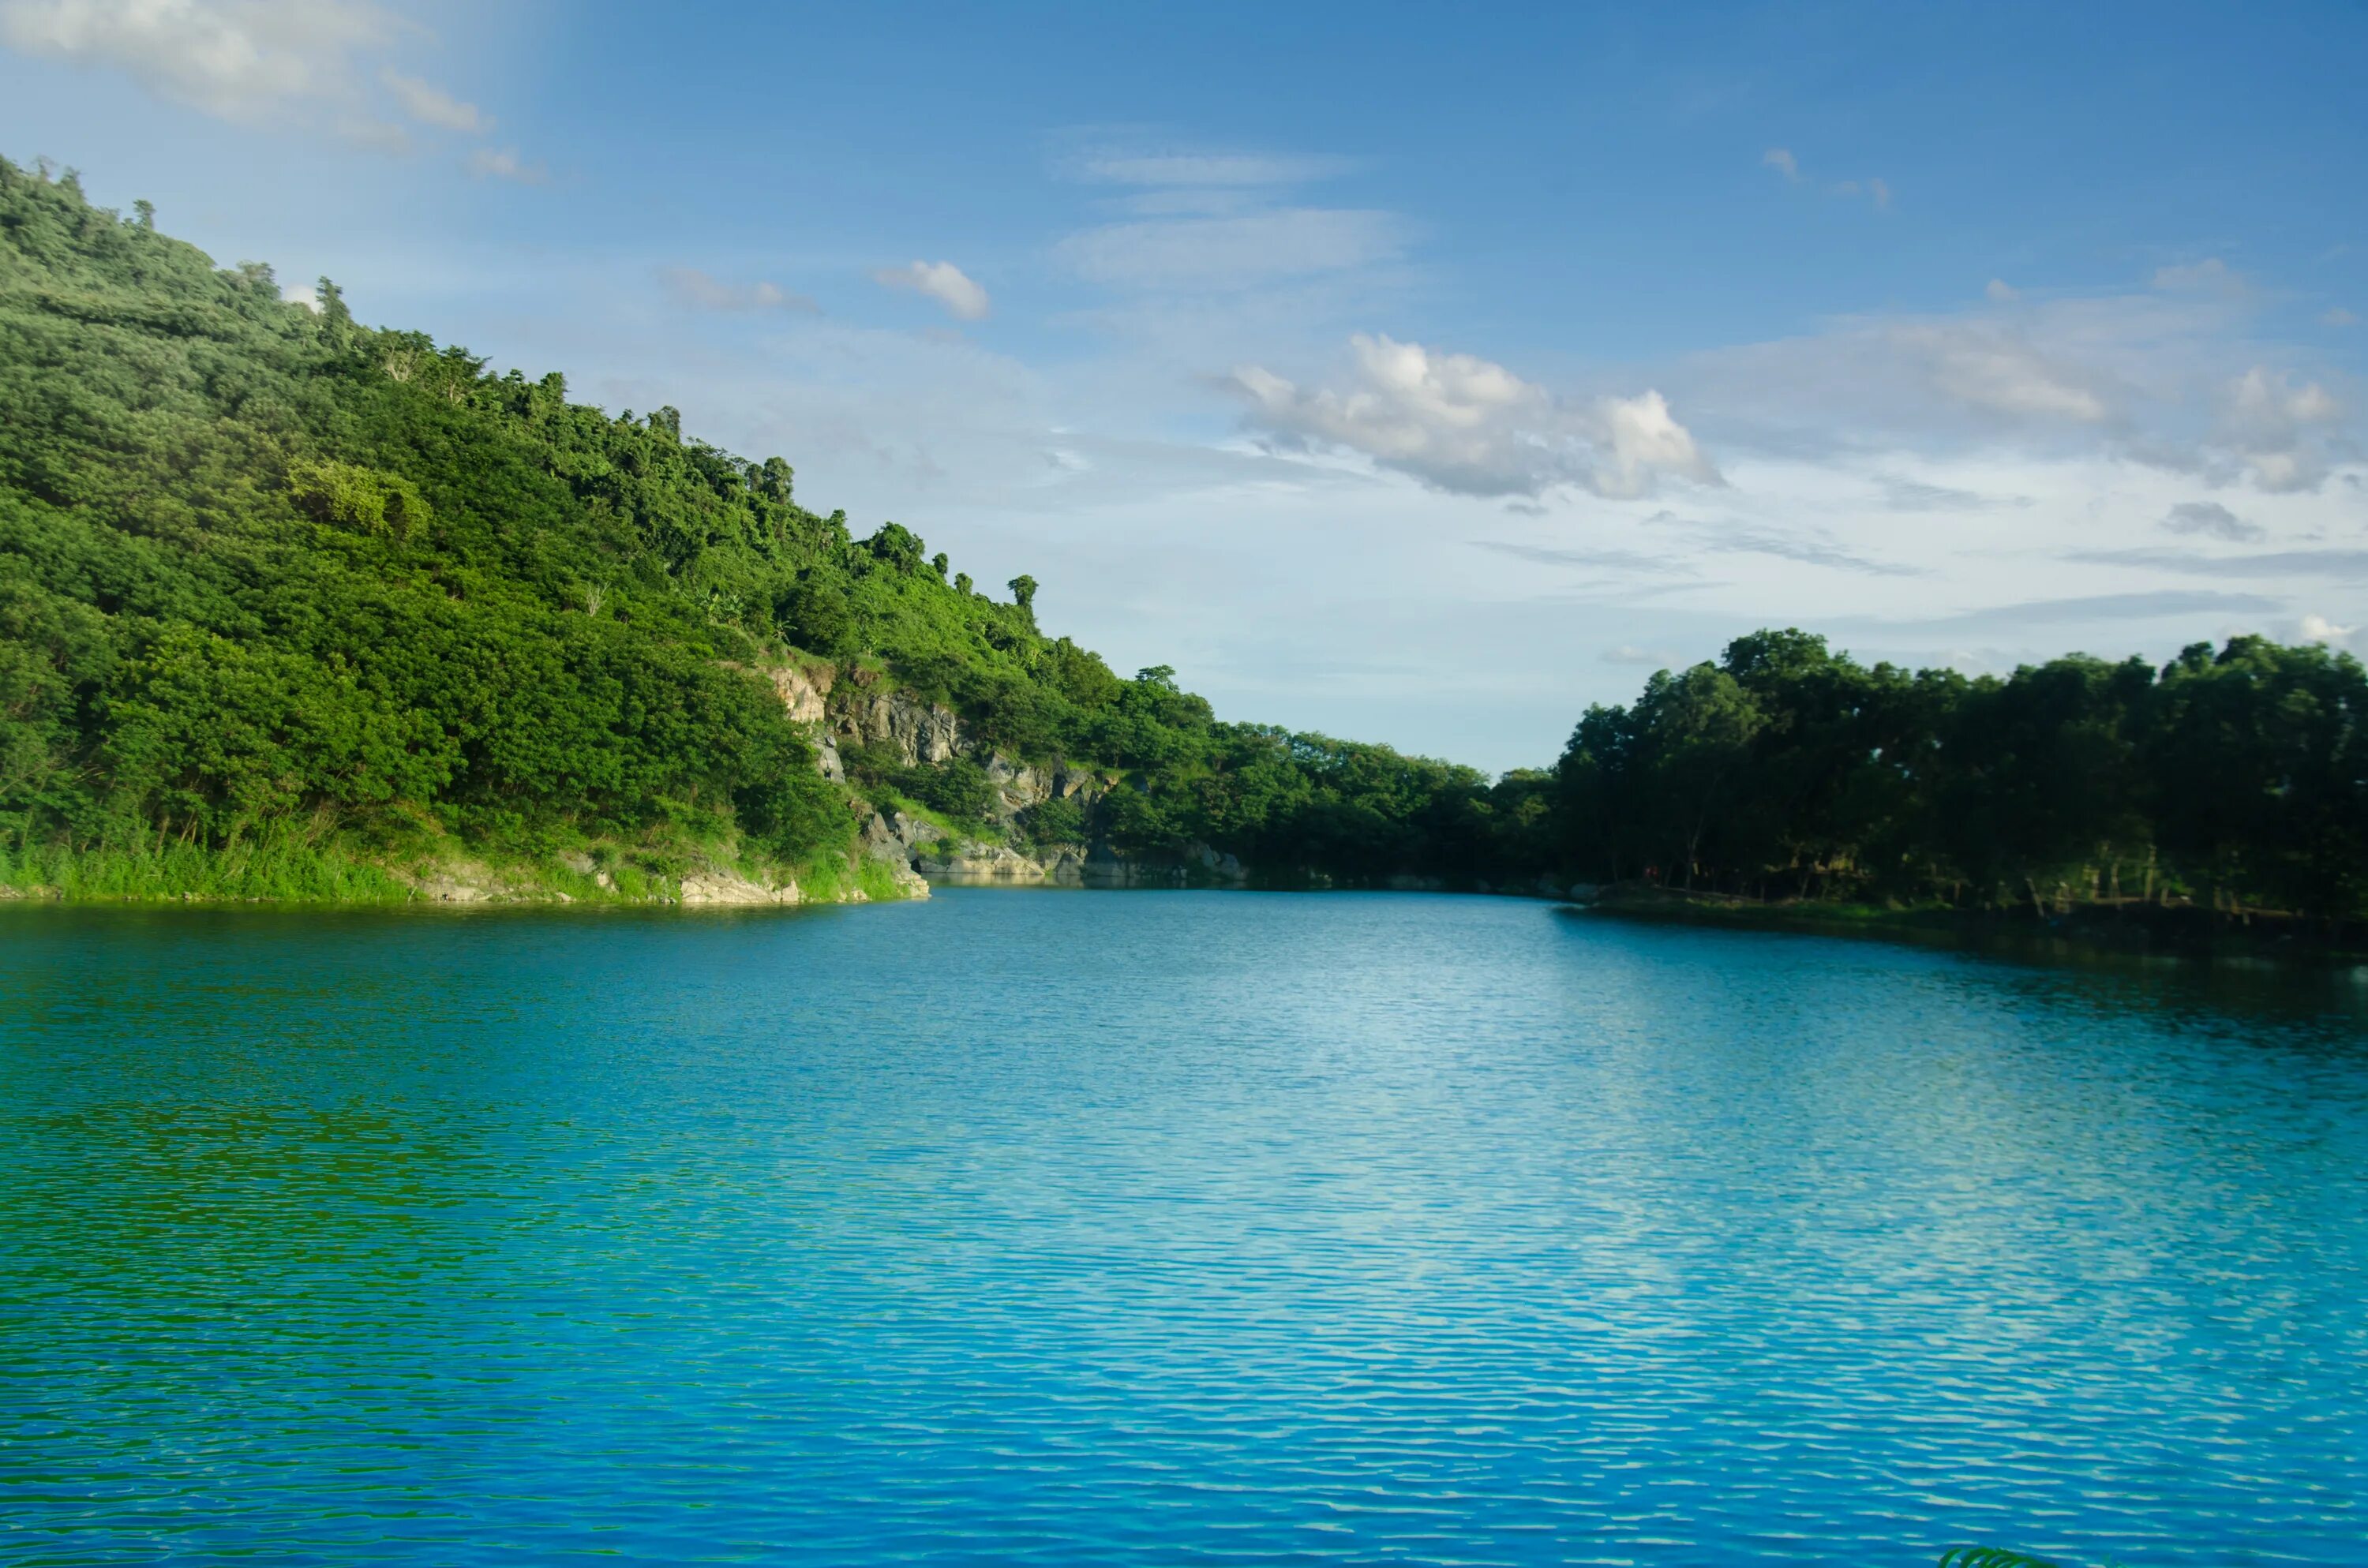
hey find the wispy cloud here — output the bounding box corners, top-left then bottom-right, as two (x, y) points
(661, 267), (814, 313)
(1062, 208), (1407, 291)
(2152, 256), (2243, 293)
(1861, 589), (2284, 633)
(1474, 541), (1692, 575)
(1763, 146), (1889, 206)
(2063, 546), (2368, 579)
(380, 67), (487, 134)
(1663, 269), (2359, 496)
(1883, 477), (2010, 511)
(1667, 516), (1920, 577)
(2160, 500), (2262, 541)
(871, 260), (989, 321)
(0, 0), (389, 121)
(1058, 139), (1408, 294)
(466, 144), (546, 184)
(1076, 150), (1349, 188)
(1887, 321), (2112, 422)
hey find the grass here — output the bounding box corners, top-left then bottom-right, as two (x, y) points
(0, 836), (415, 904)
(876, 790), (1002, 853)
(0, 829), (924, 908)
(788, 849), (909, 904)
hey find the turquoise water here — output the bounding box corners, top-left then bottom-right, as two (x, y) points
(2, 892), (2364, 1565)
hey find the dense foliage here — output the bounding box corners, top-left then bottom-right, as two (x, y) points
(5, 158), (2355, 918)
(0, 157), (1528, 890)
(1560, 628), (2368, 920)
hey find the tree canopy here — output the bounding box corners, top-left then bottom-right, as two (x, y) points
(3, 154), (2356, 919)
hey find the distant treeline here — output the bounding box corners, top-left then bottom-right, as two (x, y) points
(1558, 629), (2366, 922)
(2, 154), (2357, 918)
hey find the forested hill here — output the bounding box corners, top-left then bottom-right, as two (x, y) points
(0, 155), (1546, 900)
(2, 155), (2360, 928)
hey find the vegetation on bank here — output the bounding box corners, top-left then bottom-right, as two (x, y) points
(2, 155), (2360, 934)
(0, 155), (1541, 901)
(1560, 627), (2367, 933)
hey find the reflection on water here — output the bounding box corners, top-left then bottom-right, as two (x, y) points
(2, 893), (2363, 1564)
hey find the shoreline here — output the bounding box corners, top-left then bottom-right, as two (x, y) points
(1572, 885), (2368, 967)
(14, 867), (2366, 975)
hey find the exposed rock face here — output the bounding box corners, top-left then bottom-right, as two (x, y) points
(412, 865), (505, 902)
(919, 842), (1061, 883)
(833, 672), (966, 765)
(1190, 844), (1249, 885)
(767, 661), (834, 724)
(760, 660), (1258, 892)
(679, 870), (801, 905)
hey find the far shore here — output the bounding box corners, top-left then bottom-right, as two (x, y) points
(1572, 883), (2368, 967)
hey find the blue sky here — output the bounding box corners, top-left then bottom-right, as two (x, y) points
(4, 0), (2362, 770)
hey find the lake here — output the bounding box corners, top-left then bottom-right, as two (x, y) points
(2, 891), (2363, 1564)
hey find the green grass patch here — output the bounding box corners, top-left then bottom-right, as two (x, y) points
(2, 836), (414, 903)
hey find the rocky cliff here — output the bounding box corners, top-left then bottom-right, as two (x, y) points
(770, 661), (1250, 890)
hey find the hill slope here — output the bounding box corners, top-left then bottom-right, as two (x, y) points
(4, 155), (2361, 934)
(0, 158), (1545, 902)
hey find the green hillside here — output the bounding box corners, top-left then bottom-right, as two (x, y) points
(3, 154), (2360, 933)
(0, 156), (1540, 901)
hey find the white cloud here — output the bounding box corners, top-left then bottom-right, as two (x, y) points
(2161, 500), (2262, 542)
(1986, 279), (2021, 303)
(661, 267), (813, 314)
(466, 144), (546, 184)
(1600, 391), (1720, 498)
(281, 279), (319, 310)
(2325, 308), (2360, 327)
(1887, 323), (2113, 423)
(871, 260), (990, 321)
(2300, 613), (2356, 645)
(1767, 148), (1887, 204)
(380, 67), (486, 134)
(2, 0), (525, 176)
(1664, 271), (2360, 502)
(1603, 644), (1684, 666)
(1231, 334), (1718, 500)
(2221, 365), (2341, 492)
(0, 0), (388, 121)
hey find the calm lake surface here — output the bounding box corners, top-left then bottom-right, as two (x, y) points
(3, 891), (2365, 1565)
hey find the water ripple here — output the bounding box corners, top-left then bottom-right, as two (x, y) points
(2, 893), (2363, 1564)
